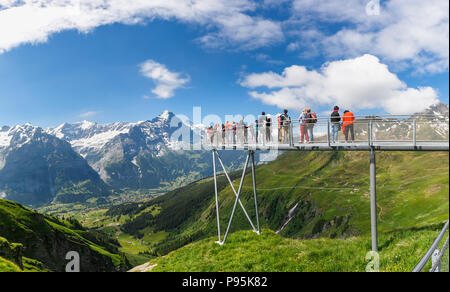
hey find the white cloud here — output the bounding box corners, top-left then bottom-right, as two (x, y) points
(139, 60), (190, 99)
(240, 54), (439, 114)
(79, 111), (99, 118)
(197, 13), (283, 50)
(289, 0), (449, 73)
(0, 0), (284, 53)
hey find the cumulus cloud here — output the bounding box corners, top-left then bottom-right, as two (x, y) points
(289, 0), (449, 73)
(0, 0), (284, 53)
(240, 54), (439, 114)
(139, 60), (190, 99)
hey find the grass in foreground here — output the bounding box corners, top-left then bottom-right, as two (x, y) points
(149, 227), (447, 272)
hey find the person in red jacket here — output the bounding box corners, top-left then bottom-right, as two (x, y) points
(342, 110), (355, 142)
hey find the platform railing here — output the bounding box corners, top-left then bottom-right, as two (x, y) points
(202, 114), (449, 148)
(412, 220), (449, 272)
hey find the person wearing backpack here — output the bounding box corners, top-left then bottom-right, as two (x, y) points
(307, 108), (317, 142)
(299, 109), (309, 143)
(330, 106), (341, 143)
(280, 109), (291, 143)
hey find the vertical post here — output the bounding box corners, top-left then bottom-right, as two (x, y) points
(413, 119), (417, 147)
(370, 149), (378, 252)
(327, 120), (331, 147)
(289, 121), (294, 147)
(250, 151), (260, 234)
(212, 151), (221, 243)
(368, 120), (372, 146)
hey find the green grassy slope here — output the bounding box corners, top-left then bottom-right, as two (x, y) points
(0, 199), (130, 272)
(115, 151), (448, 258)
(148, 227), (449, 272)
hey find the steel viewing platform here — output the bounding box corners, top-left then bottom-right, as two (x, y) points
(205, 114), (449, 271)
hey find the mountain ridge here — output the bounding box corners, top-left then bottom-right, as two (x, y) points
(0, 110), (250, 206)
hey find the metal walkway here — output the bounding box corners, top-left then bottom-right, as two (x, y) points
(209, 141), (449, 151)
(208, 114), (449, 252)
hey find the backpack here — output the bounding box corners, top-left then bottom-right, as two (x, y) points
(310, 113), (318, 123)
(281, 114), (290, 125)
(266, 117), (272, 126)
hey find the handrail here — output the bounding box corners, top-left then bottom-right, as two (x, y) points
(203, 117), (449, 147)
(412, 220), (449, 272)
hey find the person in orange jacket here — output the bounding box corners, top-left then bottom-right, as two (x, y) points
(342, 110), (355, 142)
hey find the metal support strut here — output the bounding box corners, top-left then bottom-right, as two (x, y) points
(370, 149), (378, 252)
(212, 150), (261, 245)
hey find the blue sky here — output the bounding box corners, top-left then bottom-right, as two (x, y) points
(0, 0), (448, 127)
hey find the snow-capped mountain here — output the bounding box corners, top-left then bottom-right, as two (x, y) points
(0, 124), (109, 206)
(1, 110), (248, 206)
(353, 102), (449, 141)
(44, 111), (201, 187)
(46, 110), (186, 159)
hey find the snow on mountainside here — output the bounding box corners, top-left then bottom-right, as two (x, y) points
(1, 124), (46, 169)
(45, 110), (207, 188)
(0, 124), (109, 206)
(46, 110), (186, 158)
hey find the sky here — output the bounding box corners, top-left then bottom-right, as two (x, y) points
(0, 0), (448, 127)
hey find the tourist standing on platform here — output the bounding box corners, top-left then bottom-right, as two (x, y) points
(238, 118), (245, 144)
(330, 106), (341, 143)
(276, 114), (282, 142)
(258, 112), (267, 144)
(221, 124), (225, 144)
(254, 120), (259, 144)
(243, 121), (248, 144)
(232, 121), (237, 144)
(280, 109), (291, 144)
(343, 110), (356, 143)
(213, 124), (219, 144)
(207, 126), (213, 144)
(266, 114), (272, 143)
(299, 109), (309, 143)
(225, 121), (230, 144)
(306, 109), (317, 142)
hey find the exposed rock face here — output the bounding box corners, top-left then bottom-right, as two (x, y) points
(0, 237), (23, 269)
(0, 125), (109, 206)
